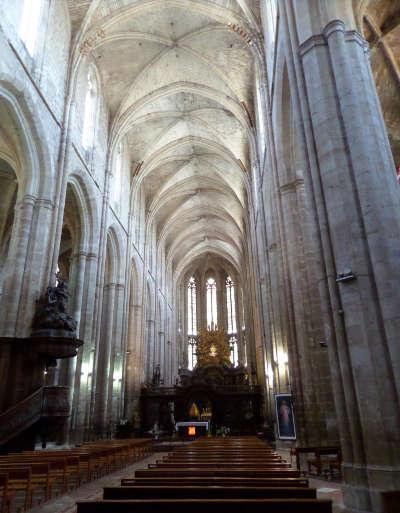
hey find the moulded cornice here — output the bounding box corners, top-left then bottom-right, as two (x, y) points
(299, 19), (368, 58)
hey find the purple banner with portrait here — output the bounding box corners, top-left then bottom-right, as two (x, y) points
(275, 393), (296, 440)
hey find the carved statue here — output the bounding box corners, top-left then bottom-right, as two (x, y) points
(152, 364), (161, 386)
(32, 276), (77, 337)
(196, 327), (231, 367)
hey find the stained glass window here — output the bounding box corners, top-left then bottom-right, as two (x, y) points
(20, 0), (42, 55)
(187, 277), (197, 370)
(226, 276), (238, 366)
(206, 277), (217, 328)
(226, 276), (237, 334)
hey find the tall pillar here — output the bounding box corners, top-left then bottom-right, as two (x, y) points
(0, 195), (54, 337)
(125, 303), (143, 423)
(282, 2), (400, 510)
(146, 319), (155, 380)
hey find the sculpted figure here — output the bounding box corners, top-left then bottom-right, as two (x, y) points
(32, 275), (77, 336)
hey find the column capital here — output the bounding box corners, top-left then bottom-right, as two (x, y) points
(299, 21), (366, 58)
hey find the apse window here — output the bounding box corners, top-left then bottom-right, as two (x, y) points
(187, 276), (197, 370)
(206, 277), (217, 328)
(226, 276), (238, 366)
(20, 0), (43, 55)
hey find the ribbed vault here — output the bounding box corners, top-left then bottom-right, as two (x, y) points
(70, 0), (261, 281)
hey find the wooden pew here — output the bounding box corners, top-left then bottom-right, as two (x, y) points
(0, 462), (53, 503)
(0, 473), (15, 513)
(135, 468), (302, 478)
(162, 458), (284, 463)
(121, 477), (310, 487)
(76, 497), (332, 513)
(0, 438), (153, 510)
(2, 469), (35, 511)
(103, 485), (318, 500)
(76, 436), (331, 513)
(150, 461), (291, 467)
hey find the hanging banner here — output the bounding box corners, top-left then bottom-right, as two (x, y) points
(275, 393), (296, 440)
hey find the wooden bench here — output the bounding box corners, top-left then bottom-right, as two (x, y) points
(76, 497), (332, 513)
(0, 473), (16, 513)
(163, 456), (283, 462)
(294, 447), (341, 478)
(103, 485), (317, 500)
(381, 491), (400, 513)
(76, 437), (331, 513)
(135, 468), (301, 478)
(0, 462), (53, 503)
(0, 438), (153, 510)
(149, 462), (292, 468)
(0, 468), (35, 511)
(121, 477), (310, 487)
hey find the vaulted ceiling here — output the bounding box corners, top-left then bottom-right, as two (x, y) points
(357, 0), (400, 163)
(67, 0), (262, 281)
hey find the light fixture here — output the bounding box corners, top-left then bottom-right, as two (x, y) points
(275, 349), (288, 366)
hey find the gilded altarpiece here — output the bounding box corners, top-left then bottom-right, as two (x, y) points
(140, 329), (262, 435)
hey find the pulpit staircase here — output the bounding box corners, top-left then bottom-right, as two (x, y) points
(0, 386), (69, 451)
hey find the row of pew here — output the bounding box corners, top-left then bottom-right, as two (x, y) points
(77, 437), (333, 513)
(0, 438), (153, 513)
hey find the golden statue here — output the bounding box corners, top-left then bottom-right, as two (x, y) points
(196, 327), (230, 366)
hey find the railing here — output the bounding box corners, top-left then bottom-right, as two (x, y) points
(0, 386), (70, 446)
(0, 387), (43, 445)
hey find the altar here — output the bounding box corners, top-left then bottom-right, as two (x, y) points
(140, 328), (263, 435)
(140, 364), (262, 435)
(175, 421), (209, 438)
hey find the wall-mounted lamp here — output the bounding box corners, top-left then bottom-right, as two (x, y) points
(336, 270), (356, 283)
(265, 362), (274, 387)
(275, 350), (288, 366)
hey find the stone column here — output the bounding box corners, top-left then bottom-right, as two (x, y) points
(146, 318), (155, 380)
(94, 282), (115, 435)
(278, 175), (337, 445)
(282, 2), (400, 510)
(0, 195), (54, 337)
(125, 303), (143, 422)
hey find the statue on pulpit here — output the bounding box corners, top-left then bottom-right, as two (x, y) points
(32, 275), (77, 337)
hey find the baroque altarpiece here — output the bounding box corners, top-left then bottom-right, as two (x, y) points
(140, 328), (262, 435)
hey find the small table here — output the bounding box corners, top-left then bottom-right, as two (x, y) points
(175, 421), (209, 437)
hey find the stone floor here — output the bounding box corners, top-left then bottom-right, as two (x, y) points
(26, 448), (345, 513)
(277, 448), (345, 512)
(310, 477), (345, 513)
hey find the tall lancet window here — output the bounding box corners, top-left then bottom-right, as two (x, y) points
(226, 276), (238, 366)
(187, 277), (197, 370)
(206, 277), (217, 328)
(20, 0), (43, 55)
(82, 69), (98, 150)
(112, 142), (123, 208)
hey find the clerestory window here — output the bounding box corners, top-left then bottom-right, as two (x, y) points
(226, 276), (238, 366)
(20, 0), (43, 56)
(82, 69), (98, 150)
(206, 277), (217, 328)
(187, 277), (197, 370)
